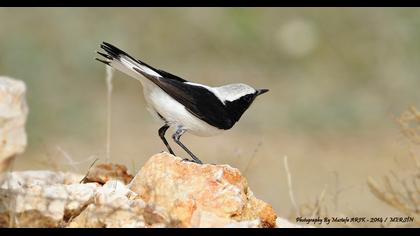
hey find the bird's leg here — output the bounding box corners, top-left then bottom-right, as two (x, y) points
(158, 124), (175, 155)
(172, 128), (203, 164)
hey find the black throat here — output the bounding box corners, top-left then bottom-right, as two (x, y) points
(224, 93), (258, 125)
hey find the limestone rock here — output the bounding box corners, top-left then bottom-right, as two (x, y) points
(1, 170), (85, 187)
(67, 180), (146, 228)
(0, 171), (96, 227)
(82, 163), (133, 185)
(129, 152), (278, 228)
(0, 153), (285, 228)
(0, 76), (28, 177)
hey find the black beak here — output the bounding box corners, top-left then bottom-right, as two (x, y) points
(256, 88), (269, 96)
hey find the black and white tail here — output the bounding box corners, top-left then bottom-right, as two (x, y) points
(96, 42), (163, 81)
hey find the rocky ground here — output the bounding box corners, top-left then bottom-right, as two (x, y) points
(0, 152), (303, 228)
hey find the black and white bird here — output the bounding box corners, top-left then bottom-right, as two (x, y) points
(96, 42), (269, 164)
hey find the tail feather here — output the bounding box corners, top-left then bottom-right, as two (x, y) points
(95, 57), (110, 65)
(96, 51), (113, 60)
(96, 42), (162, 80)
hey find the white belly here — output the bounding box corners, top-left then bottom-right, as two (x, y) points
(139, 79), (223, 137)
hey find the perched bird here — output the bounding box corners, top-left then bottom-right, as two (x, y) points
(96, 42), (269, 164)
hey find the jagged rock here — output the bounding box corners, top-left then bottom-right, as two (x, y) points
(129, 152), (278, 228)
(0, 153), (293, 228)
(0, 76), (28, 178)
(82, 163), (134, 185)
(0, 171), (96, 227)
(67, 180), (146, 228)
(1, 170), (85, 187)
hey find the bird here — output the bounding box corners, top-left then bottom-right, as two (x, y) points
(95, 42), (269, 164)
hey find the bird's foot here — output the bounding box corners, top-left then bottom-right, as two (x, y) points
(191, 157), (203, 165)
(181, 158), (203, 164)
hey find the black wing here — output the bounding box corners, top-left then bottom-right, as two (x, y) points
(133, 67), (234, 130)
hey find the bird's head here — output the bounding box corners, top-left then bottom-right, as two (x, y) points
(216, 83), (269, 124)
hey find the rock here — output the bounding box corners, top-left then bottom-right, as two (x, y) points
(81, 163), (133, 185)
(129, 152), (278, 228)
(67, 180), (146, 228)
(1, 170), (85, 187)
(0, 171), (143, 228)
(190, 210), (261, 228)
(0, 153), (282, 228)
(0, 76), (28, 177)
(0, 171), (96, 227)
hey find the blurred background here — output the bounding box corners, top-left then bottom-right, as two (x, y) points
(1, 7), (419, 226)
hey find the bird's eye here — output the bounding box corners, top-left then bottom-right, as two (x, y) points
(244, 95), (252, 102)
